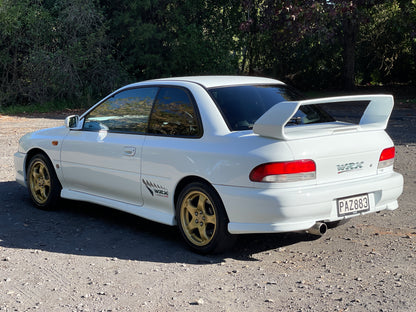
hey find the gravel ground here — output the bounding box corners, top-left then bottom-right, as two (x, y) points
(0, 104), (415, 312)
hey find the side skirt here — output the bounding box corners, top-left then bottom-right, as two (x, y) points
(60, 188), (176, 226)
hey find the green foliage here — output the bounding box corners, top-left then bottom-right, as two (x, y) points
(101, 0), (239, 80)
(0, 0), (127, 107)
(357, 0), (416, 85)
(0, 0), (415, 109)
(236, 0), (415, 90)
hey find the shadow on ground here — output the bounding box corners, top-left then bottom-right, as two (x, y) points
(0, 181), (318, 264)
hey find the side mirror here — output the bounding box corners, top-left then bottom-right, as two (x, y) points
(65, 115), (80, 129)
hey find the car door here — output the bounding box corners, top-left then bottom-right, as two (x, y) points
(141, 86), (203, 214)
(60, 87), (158, 206)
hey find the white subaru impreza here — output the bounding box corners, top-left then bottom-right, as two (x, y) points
(14, 76), (404, 253)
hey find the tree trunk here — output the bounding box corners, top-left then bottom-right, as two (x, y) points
(342, 17), (358, 91)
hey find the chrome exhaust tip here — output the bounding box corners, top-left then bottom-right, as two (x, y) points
(307, 222), (327, 236)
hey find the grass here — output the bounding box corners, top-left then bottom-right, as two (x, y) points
(0, 98), (94, 116)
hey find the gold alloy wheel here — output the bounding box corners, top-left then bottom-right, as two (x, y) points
(29, 159), (51, 205)
(180, 190), (217, 247)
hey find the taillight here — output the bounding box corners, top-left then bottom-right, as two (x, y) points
(250, 160), (316, 183)
(378, 147), (395, 169)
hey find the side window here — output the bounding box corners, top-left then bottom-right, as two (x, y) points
(148, 87), (201, 137)
(83, 87), (158, 133)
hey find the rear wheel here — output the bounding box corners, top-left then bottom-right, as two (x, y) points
(27, 154), (61, 210)
(176, 182), (234, 254)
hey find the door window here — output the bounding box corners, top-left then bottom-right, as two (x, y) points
(83, 87), (158, 133)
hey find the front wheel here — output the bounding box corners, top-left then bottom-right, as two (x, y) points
(176, 182), (235, 254)
(27, 154), (61, 210)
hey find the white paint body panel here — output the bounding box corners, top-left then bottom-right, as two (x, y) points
(14, 76), (404, 234)
(60, 131), (144, 206)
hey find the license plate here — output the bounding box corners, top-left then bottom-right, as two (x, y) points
(337, 193), (370, 216)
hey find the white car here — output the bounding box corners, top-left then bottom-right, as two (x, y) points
(14, 76), (404, 253)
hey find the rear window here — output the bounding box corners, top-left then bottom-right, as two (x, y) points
(209, 85), (334, 131)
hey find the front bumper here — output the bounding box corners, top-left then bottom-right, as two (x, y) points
(215, 172), (403, 234)
(14, 151), (26, 187)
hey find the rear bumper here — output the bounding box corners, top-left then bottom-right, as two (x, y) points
(215, 172), (403, 234)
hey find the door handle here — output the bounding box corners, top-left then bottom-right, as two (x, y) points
(123, 146), (136, 156)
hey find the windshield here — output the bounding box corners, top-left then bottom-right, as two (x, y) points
(209, 85), (334, 131)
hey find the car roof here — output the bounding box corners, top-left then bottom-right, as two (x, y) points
(142, 76), (286, 89)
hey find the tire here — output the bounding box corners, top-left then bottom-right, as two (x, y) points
(27, 154), (62, 210)
(176, 182), (235, 254)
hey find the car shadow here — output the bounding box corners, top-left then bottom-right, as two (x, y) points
(0, 181), (317, 264)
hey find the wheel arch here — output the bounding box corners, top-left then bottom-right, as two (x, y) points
(25, 148), (55, 180)
(174, 175), (230, 222)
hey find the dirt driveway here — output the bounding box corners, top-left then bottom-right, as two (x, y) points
(0, 104), (415, 312)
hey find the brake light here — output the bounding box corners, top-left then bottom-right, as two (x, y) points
(250, 160), (316, 183)
(378, 147), (395, 169)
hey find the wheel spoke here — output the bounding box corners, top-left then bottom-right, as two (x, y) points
(40, 165), (48, 179)
(197, 195), (207, 211)
(204, 214), (216, 225)
(33, 184), (41, 192)
(186, 220), (198, 232)
(39, 187), (47, 201)
(183, 198), (199, 231)
(31, 170), (40, 181)
(198, 225), (210, 242)
(43, 178), (51, 188)
(185, 198), (198, 215)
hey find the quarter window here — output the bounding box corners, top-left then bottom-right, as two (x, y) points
(83, 87), (158, 133)
(148, 87), (201, 137)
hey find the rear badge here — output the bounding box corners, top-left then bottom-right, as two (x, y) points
(143, 179), (169, 197)
(337, 161), (364, 174)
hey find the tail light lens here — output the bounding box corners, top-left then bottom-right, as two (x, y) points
(378, 147), (395, 169)
(250, 159), (316, 183)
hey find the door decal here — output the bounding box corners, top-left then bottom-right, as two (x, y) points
(143, 179), (169, 198)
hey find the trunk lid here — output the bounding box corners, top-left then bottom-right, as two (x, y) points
(253, 95), (395, 183)
(285, 131), (393, 183)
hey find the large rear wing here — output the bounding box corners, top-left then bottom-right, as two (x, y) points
(253, 95), (394, 141)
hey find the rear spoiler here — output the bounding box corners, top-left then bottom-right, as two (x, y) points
(253, 95), (394, 140)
